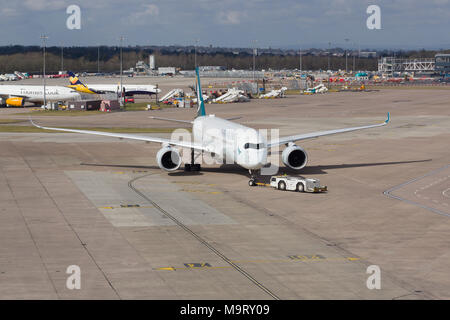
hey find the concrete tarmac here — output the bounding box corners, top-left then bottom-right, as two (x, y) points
(0, 86), (449, 299)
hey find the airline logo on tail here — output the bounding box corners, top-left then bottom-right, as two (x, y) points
(195, 67), (206, 117)
(67, 72), (98, 94)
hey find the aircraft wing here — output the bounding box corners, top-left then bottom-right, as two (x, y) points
(268, 113), (390, 148)
(30, 120), (208, 152)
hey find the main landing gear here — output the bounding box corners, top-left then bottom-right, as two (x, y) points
(184, 149), (201, 172)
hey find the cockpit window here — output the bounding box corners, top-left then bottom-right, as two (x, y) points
(244, 143), (265, 150)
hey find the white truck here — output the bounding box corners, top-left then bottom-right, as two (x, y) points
(268, 175), (327, 193)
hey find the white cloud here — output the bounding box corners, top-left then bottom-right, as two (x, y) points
(23, 0), (67, 11)
(217, 11), (246, 25)
(433, 0), (449, 4)
(133, 4), (159, 18)
(124, 3), (159, 25)
(0, 0), (448, 47)
(0, 7), (19, 17)
(323, 0), (354, 17)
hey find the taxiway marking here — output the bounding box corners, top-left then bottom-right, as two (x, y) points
(155, 256), (360, 271)
(413, 174), (449, 207)
(384, 164), (450, 217)
(443, 188), (450, 198)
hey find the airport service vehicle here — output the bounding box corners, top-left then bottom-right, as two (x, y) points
(3, 74), (18, 81)
(304, 83), (328, 94)
(213, 88), (249, 103)
(14, 71), (28, 80)
(159, 88), (184, 102)
(259, 87), (287, 99)
(50, 73), (69, 78)
(264, 175), (327, 193)
(32, 67), (390, 182)
(0, 85), (81, 107)
(67, 72), (161, 96)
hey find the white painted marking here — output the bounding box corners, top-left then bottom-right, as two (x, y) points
(443, 188), (450, 198)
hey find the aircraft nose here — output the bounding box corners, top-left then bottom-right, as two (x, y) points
(245, 150), (267, 169)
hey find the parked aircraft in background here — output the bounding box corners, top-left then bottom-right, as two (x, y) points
(0, 74), (18, 81)
(67, 72), (161, 96)
(0, 85), (80, 107)
(32, 68), (390, 184)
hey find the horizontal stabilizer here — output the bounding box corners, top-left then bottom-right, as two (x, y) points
(226, 116), (243, 121)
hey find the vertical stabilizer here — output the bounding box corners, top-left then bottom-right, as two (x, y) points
(195, 67), (206, 117)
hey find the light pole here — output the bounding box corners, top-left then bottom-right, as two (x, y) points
(97, 46), (100, 74)
(344, 38), (350, 73)
(299, 48), (302, 74)
(358, 42), (361, 71)
(61, 45), (64, 71)
(41, 35), (48, 107)
(252, 40), (258, 81)
(328, 42), (331, 71)
(194, 39), (199, 69)
(119, 36), (124, 105)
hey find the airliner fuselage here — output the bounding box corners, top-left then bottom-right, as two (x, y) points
(192, 115), (267, 170)
(0, 85), (80, 104)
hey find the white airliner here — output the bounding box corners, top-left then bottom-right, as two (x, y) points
(32, 68), (390, 183)
(0, 85), (80, 107)
(67, 72), (160, 96)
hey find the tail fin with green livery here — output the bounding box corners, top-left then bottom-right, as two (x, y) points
(195, 67), (206, 117)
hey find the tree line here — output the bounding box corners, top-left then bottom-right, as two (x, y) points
(0, 45), (446, 74)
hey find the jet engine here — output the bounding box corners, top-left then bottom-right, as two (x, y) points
(6, 97), (25, 107)
(156, 146), (182, 172)
(281, 144), (308, 170)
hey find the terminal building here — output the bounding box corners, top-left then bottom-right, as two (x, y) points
(435, 53), (450, 74)
(378, 53), (450, 75)
(378, 57), (435, 74)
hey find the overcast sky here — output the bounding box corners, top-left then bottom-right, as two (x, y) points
(0, 0), (449, 49)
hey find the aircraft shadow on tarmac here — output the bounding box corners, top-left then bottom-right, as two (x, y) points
(80, 159), (431, 182)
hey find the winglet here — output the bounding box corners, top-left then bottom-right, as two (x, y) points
(385, 112), (390, 124)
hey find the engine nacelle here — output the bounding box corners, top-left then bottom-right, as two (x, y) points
(282, 144), (308, 170)
(156, 146), (182, 172)
(6, 97), (25, 107)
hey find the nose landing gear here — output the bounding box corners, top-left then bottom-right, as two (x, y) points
(248, 169), (259, 186)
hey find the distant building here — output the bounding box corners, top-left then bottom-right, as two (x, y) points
(158, 67), (176, 75)
(135, 61), (149, 73)
(359, 51), (377, 58)
(378, 57), (435, 73)
(435, 54), (450, 74)
(149, 55), (155, 70)
(199, 66), (226, 71)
